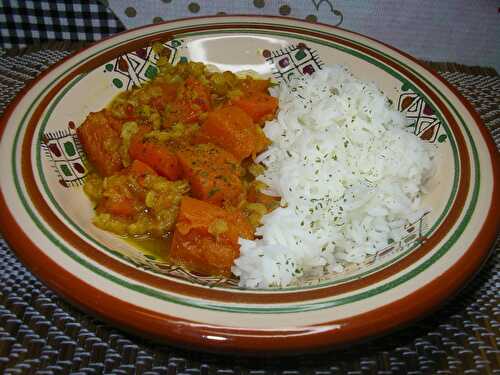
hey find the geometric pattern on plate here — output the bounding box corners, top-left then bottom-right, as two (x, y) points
(104, 39), (182, 90)
(263, 43), (324, 84)
(398, 86), (448, 143)
(41, 121), (87, 187)
(365, 211), (428, 265)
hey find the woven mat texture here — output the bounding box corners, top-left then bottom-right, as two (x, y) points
(0, 47), (499, 375)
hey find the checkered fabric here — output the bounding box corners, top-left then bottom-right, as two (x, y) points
(0, 0), (124, 49)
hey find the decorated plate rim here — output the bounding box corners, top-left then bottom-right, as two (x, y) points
(0, 16), (498, 353)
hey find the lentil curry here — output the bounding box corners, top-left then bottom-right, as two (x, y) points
(78, 50), (279, 277)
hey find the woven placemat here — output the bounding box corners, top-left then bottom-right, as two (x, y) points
(0, 47), (499, 375)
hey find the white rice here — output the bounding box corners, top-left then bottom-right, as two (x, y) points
(232, 66), (434, 288)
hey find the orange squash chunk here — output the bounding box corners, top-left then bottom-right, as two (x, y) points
(77, 109), (123, 176)
(96, 174), (140, 218)
(241, 77), (272, 94)
(169, 197), (254, 276)
(163, 77), (211, 127)
(100, 194), (136, 217)
(233, 92), (278, 122)
(197, 106), (269, 161)
(126, 159), (157, 186)
(128, 131), (181, 181)
(177, 143), (244, 207)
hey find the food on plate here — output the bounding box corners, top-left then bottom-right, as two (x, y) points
(78, 56), (433, 288)
(233, 66), (434, 287)
(79, 58), (278, 277)
(170, 196), (254, 277)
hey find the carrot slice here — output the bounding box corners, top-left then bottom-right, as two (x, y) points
(177, 143), (244, 207)
(196, 106), (269, 161)
(77, 109), (123, 176)
(169, 197), (254, 276)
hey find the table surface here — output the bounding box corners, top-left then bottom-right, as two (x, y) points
(0, 44), (499, 375)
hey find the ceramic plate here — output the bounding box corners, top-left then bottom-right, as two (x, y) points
(1, 16), (498, 354)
